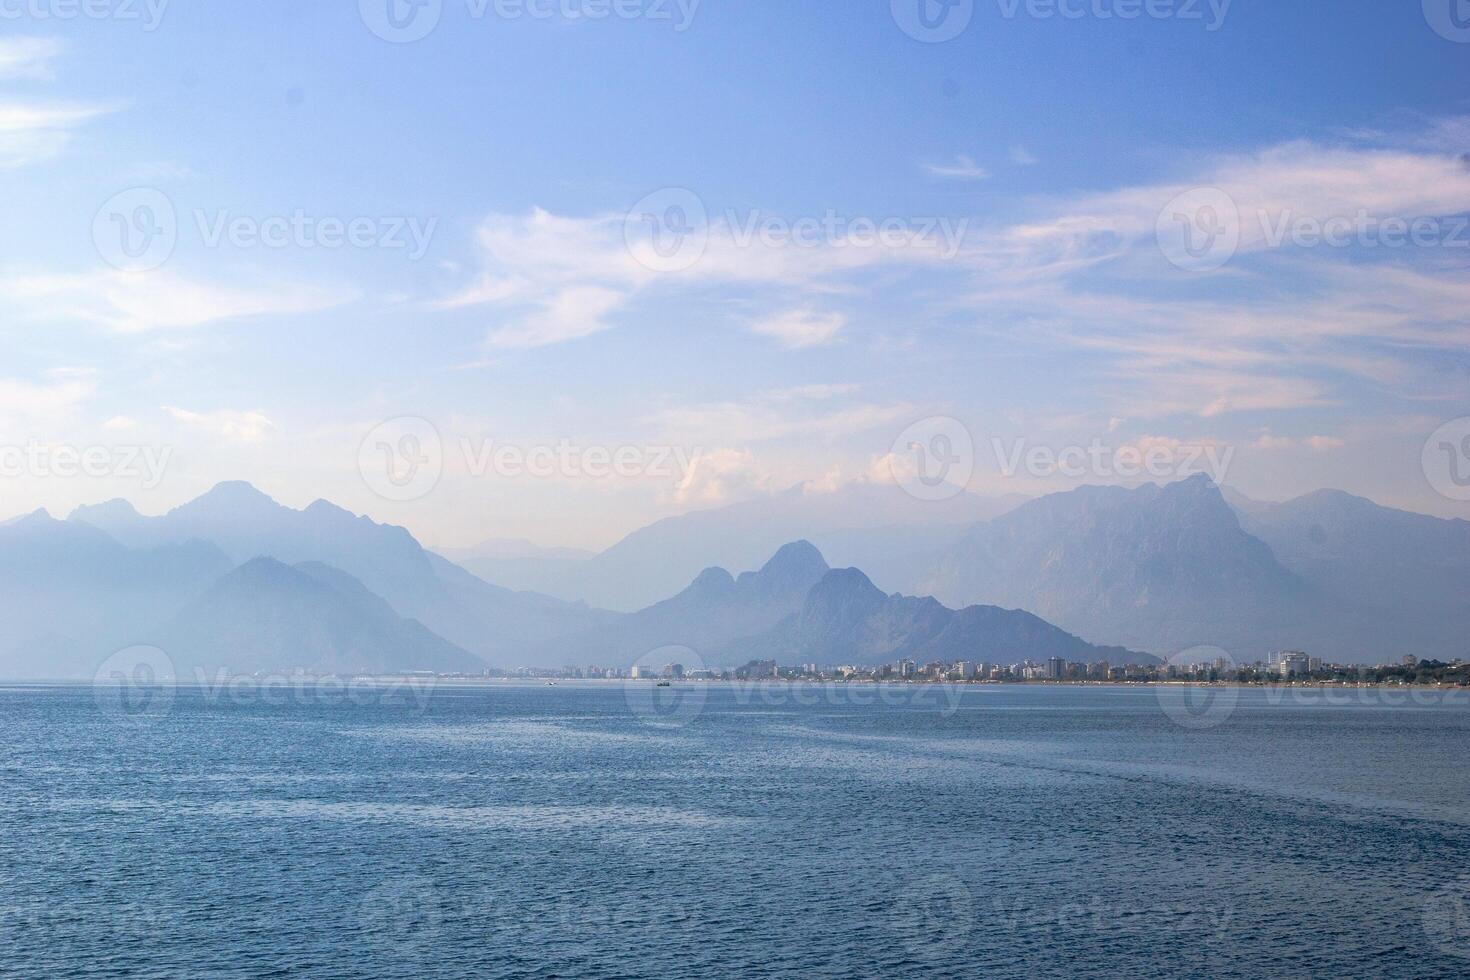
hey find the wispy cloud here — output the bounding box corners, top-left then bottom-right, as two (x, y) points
(0, 37), (62, 79)
(0, 39), (114, 168)
(442, 205), (954, 351)
(947, 119), (1470, 418)
(165, 406), (276, 444)
(0, 101), (113, 169)
(653, 390), (911, 446)
(922, 154), (989, 180)
(1009, 145), (1037, 166)
(4, 270), (352, 333)
(750, 309), (846, 349)
(0, 371), (95, 433)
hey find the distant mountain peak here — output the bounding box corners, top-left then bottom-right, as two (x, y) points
(178, 481), (280, 514)
(70, 498), (141, 521)
(809, 566), (885, 605)
(762, 539), (825, 568)
(687, 566), (737, 594)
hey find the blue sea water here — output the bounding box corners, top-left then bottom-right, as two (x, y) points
(3, 680), (1469, 979)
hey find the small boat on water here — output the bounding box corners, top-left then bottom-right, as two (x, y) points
(656, 680), (672, 687)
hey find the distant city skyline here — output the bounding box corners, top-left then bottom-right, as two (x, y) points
(1, 3), (1468, 550)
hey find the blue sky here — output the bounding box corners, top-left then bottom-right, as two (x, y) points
(1, 0), (1468, 548)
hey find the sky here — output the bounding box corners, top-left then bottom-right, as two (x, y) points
(1, 0), (1468, 550)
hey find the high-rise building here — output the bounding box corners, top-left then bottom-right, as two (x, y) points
(1278, 651), (1310, 677)
(1046, 657), (1067, 680)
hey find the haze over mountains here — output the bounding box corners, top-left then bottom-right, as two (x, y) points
(1, 474), (1462, 677)
(456, 473), (1469, 664)
(442, 482), (1024, 610)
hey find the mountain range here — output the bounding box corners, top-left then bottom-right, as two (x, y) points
(440, 482), (1025, 610)
(3, 474), (1462, 676)
(0, 483), (1129, 678)
(446, 473), (1468, 664)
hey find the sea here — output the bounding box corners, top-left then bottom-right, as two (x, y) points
(3, 679), (1469, 979)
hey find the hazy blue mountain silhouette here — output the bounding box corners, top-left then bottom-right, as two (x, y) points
(70, 482), (614, 664)
(451, 482), (1024, 610)
(0, 510), (231, 676)
(535, 540), (831, 664)
(155, 557), (483, 675)
(721, 563), (1141, 667)
(919, 474), (1321, 658)
(1232, 488), (1470, 659)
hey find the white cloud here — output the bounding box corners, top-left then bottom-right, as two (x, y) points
(672, 447), (773, 505)
(443, 205), (959, 350)
(655, 391), (911, 446)
(165, 407), (276, 444)
(1253, 432), (1347, 452)
(0, 37), (61, 80)
(750, 309), (846, 349)
(950, 119), (1470, 418)
(3, 270), (351, 332)
(485, 285), (625, 349)
(0, 40), (113, 168)
(762, 384), (860, 401)
(0, 375), (94, 432)
(0, 101), (112, 169)
(923, 155), (989, 180)
(1009, 145), (1037, 166)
